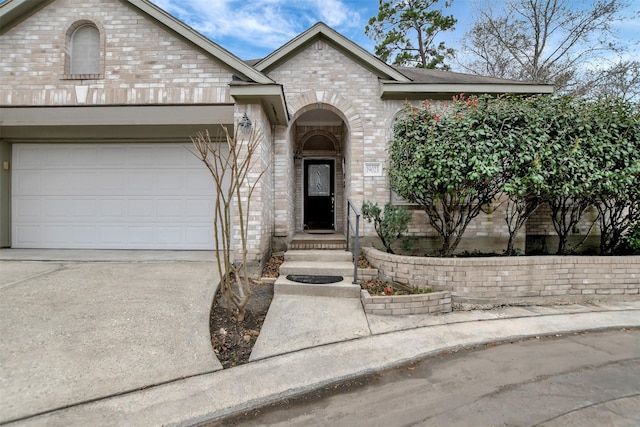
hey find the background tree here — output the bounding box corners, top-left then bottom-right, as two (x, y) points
(365, 0), (457, 69)
(191, 125), (267, 322)
(460, 0), (627, 93)
(580, 60), (640, 101)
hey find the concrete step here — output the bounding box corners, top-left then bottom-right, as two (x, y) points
(279, 260), (356, 277)
(289, 240), (347, 250)
(274, 275), (361, 298)
(284, 249), (353, 263)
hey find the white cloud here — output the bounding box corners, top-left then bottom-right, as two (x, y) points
(307, 0), (361, 28)
(149, 0), (365, 58)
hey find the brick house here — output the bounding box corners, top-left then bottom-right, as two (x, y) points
(1, 0), (555, 269)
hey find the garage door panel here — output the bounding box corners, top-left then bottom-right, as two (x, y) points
(42, 171), (71, 194)
(99, 147), (127, 165)
(157, 227), (184, 244)
(44, 199), (68, 217)
(12, 143), (218, 249)
(69, 226), (96, 244)
(97, 226), (126, 245)
(127, 172), (156, 193)
(42, 170), (98, 195)
(14, 225), (40, 245)
(69, 199), (98, 217)
(128, 199), (155, 218)
(156, 171), (186, 192)
(97, 172), (127, 194)
(186, 226), (214, 245)
(126, 147), (154, 166)
(15, 198), (42, 218)
(128, 227), (154, 245)
(98, 199), (127, 217)
(185, 199), (214, 219)
(157, 199), (185, 217)
(43, 225), (68, 244)
(14, 170), (43, 194)
(69, 146), (99, 164)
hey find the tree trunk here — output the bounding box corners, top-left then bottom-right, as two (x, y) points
(557, 233), (568, 255)
(506, 233), (517, 256)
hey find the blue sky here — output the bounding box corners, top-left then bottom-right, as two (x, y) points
(149, 0), (480, 60)
(0, 0), (636, 66)
(148, 0), (639, 66)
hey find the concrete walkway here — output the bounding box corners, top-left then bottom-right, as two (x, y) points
(0, 250), (221, 425)
(2, 249), (639, 425)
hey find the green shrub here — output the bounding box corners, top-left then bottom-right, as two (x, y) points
(622, 222), (640, 254)
(361, 201), (412, 254)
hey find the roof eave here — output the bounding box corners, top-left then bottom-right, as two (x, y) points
(229, 84), (290, 126)
(381, 82), (555, 99)
(0, 0), (54, 33)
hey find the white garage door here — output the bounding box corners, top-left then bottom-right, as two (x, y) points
(12, 143), (219, 249)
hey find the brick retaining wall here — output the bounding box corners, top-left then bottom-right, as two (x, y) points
(362, 247), (640, 310)
(361, 289), (452, 315)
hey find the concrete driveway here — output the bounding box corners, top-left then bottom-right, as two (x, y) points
(0, 250), (221, 424)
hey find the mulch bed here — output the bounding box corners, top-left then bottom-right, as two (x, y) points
(360, 278), (415, 296)
(210, 281), (272, 368)
(209, 256), (282, 368)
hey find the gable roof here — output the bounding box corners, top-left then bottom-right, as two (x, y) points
(252, 21), (552, 98)
(254, 22), (411, 82)
(0, 0), (273, 84)
(0, 0), (289, 125)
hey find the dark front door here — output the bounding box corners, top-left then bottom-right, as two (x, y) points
(304, 159), (335, 230)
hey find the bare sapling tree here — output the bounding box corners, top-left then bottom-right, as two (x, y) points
(191, 124), (267, 322)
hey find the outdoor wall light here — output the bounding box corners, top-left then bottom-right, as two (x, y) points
(239, 113), (252, 134)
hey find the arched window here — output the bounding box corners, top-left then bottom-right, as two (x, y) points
(70, 24), (100, 75)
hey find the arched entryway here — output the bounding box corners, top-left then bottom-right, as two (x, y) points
(292, 109), (346, 232)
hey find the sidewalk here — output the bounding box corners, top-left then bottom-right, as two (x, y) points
(7, 299), (640, 426)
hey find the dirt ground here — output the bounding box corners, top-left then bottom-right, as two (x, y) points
(209, 256), (282, 368)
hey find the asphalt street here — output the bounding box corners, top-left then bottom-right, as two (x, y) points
(219, 329), (640, 427)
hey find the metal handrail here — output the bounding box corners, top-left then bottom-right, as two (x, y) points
(346, 199), (360, 284)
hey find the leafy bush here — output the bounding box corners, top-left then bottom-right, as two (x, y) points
(390, 94), (640, 256)
(621, 222), (640, 254)
(361, 201), (412, 254)
(389, 96), (502, 256)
